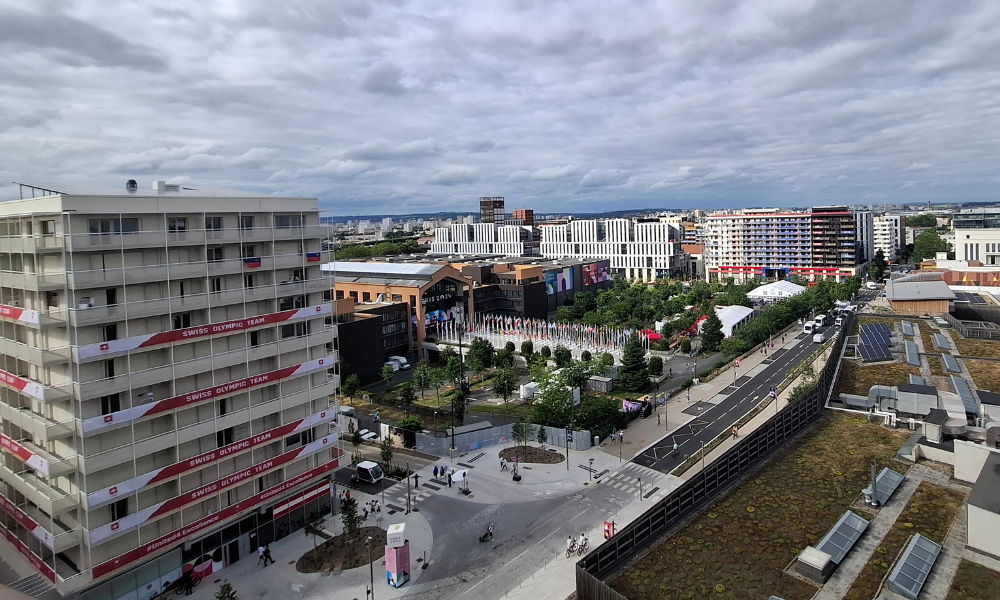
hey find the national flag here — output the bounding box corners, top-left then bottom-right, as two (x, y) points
(243, 257), (262, 269)
(306, 252), (321, 262)
(735, 358), (741, 368)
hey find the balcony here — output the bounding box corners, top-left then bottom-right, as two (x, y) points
(0, 340), (71, 366)
(0, 404), (74, 443)
(0, 235), (65, 254)
(0, 465), (77, 515)
(0, 272), (66, 292)
(15, 437), (77, 479)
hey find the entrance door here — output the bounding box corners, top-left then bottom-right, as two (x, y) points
(226, 540), (240, 567)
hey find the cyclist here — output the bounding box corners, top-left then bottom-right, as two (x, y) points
(567, 535), (576, 553)
(579, 533), (589, 551)
(672, 442), (679, 457)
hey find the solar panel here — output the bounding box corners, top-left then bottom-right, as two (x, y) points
(863, 467), (905, 506)
(905, 341), (920, 366)
(909, 374), (925, 385)
(951, 375), (980, 415)
(942, 353), (961, 374)
(933, 334), (950, 350)
(902, 321), (914, 336)
(887, 534), (941, 600)
(817, 511), (870, 564)
(858, 344), (892, 362)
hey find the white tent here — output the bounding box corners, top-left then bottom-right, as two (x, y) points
(747, 280), (806, 302)
(714, 305), (756, 338)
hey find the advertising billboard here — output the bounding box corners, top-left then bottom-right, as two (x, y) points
(545, 271), (558, 295)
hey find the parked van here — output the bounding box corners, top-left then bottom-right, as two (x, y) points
(388, 356), (411, 370)
(383, 361), (400, 373)
(803, 322), (815, 334)
(356, 461), (384, 484)
(815, 314), (827, 327)
(813, 333), (826, 343)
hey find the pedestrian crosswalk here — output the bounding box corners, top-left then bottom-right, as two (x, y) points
(598, 463), (666, 498)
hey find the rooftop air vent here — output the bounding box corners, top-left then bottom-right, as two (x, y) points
(126, 179), (138, 191)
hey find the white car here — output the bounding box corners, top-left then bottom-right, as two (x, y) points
(813, 333), (826, 343)
(388, 356), (411, 370)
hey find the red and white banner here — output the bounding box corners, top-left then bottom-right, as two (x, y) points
(0, 524), (56, 583)
(273, 482), (327, 518)
(90, 433), (338, 544)
(0, 433), (50, 478)
(0, 304), (40, 325)
(82, 357), (331, 435)
(93, 458), (339, 579)
(0, 495), (54, 550)
(87, 408), (337, 508)
(78, 304), (332, 361)
(0, 368), (45, 401)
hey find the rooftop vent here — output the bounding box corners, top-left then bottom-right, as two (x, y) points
(126, 179), (138, 191)
(152, 180), (181, 192)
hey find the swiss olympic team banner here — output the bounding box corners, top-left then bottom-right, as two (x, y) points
(0, 303), (40, 325)
(0, 368), (46, 401)
(77, 304), (332, 361)
(0, 433), (50, 477)
(82, 357), (331, 435)
(0, 494), (54, 549)
(87, 408), (337, 509)
(89, 433), (339, 545)
(92, 459), (340, 578)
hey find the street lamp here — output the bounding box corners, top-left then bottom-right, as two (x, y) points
(700, 440), (706, 472)
(366, 536), (374, 600)
(433, 410), (438, 433)
(589, 458), (594, 482)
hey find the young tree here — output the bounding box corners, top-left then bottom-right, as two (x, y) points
(351, 430), (363, 462)
(412, 361), (431, 399)
(511, 421), (531, 450)
(304, 511), (324, 552)
(700, 312), (724, 353)
(452, 390), (467, 424)
(214, 581), (239, 600)
(720, 337), (748, 357)
(340, 496), (361, 538)
(599, 353), (615, 368)
(540, 345), (551, 358)
(430, 367), (446, 401)
(680, 338), (692, 354)
(395, 416), (424, 432)
(494, 348), (515, 368)
(341, 374), (360, 401)
(536, 424), (548, 448)
(520, 340), (534, 357)
(379, 436), (395, 470)
(647, 355), (663, 375)
(553, 345), (573, 368)
(492, 367), (519, 412)
(581, 350), (592, 362)
(398, 382), (417, 415)
(561, 361), (591, 391)
(465, 355), (485, 385)
(618, 334), (649, 392)
(533, 382), (575, 428)
(380, 364), (396, 394)
(444, 355), (462, 384)
(467, 337), (495, 368)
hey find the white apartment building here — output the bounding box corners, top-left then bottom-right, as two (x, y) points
(954, 209), (1000, 265)
(430, 222), (535, 256)
(538, 218), (682, 281)
(854, 211), (875, 264)
(873, 214), (904, 260)
(0, 181), (339, 599)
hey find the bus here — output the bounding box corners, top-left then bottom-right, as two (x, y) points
(815, 314), (827, 327)
(803, 322), (815, 334)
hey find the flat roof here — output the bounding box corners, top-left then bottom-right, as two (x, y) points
(325, 261), (445, 277)
(969, 453), (1000, 513)
(885, 280), (956, 301)
(9, 181), (310, 200)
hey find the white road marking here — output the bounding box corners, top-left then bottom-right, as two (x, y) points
(503, 547), (533, 568)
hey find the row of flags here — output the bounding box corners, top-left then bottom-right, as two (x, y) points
(433, 313), (661, 352)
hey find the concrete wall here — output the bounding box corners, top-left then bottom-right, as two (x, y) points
(955, 440), (1000, 483)
(968, 505), (1000, 558)
(413, 423), (592, 456)
(915, 443), (955, 465)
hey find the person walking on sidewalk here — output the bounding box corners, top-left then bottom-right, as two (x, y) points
(447, 472), (452, 488)
(433, 465), (439, 479)
(657, 412), (661, 426)
(731, 426), (738, 439)
(258, 545), (265, 566)
(500, 458), (508, 471)
(618, 431), (623, 444)
(263, 545), (275, 566)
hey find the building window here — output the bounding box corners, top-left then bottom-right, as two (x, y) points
(280, 322), (306, 339)
(285, 433), (301, 448)
(249, 330), (260, 347)
(101, 393), (121, 415)
(275, 215), (302, 229)
(104, 323), (117, 341)
(105, 288), (117, 306)
(205, 216), (222, 230)
(241, 245), (256, 259)
(392, 294), (402, 302)
(41, 220), (56, 236)
(244, 274), (255, 288)
(46, 291), (59, 308)
(363, 292), (372, 302)
(349, 291), (358, 301)
(173, 313), (191, 329)
(111, 499), (129, 521)
(217, 398), (228, 416)
(207, 247), (223, 262)
(240, 216), (254, 230)
(168, 218), (187, 232)
(105, 359), (115, 378)
(89, 218), (138, 234)
(216, 427), (234, 448)
(211, 277), (223, 293)
(335, 290), (344, 300)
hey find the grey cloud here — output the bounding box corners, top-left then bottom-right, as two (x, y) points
(427, 166), (480, 186)
(361, 61), (406, 95)
(0, 7), (165, 70)
(343, 138), (440, 160)
(0, 109), (60, 132)
(579, 169), (630, 188)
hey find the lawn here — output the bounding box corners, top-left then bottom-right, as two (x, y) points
(945, 559), (1000, 600)
(950, 335), (1000, 391)
(835, 360), (922, 396)
(843, 481), (966, 600)
(610, 412), (911, 600)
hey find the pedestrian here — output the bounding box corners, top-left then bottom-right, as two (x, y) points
(258, 544), (265, 566)
(345, 489), (350, 500)
(263, 545), (274, 566)
(732, 426), (738, 439)
(376, 500), (381, 513)
(182, 570), (193, 595)
(447, 472), (452, 488)
(657, 412), (661, 426)
(414, 474), (420, 488)
(618, 431), (623, 444)
(363, 507), (369, 519)
(441, 465), (447, 477)
(433, 465), (439, 479)
(610, 429), (616, 444)
(500, 458), (508, 471)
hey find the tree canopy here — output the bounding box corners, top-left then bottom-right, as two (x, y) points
(913, 229), (952, 262)
(618, 334), (649, 392)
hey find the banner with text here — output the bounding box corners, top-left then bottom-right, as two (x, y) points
(0, 368), (46, 401)
(89, 433), (338, 544)
(0, 495), (54, 549)
(77, 304), (331, 361)
(92, 458), (340, 578)
(82, 357), (331, 435)
(87, 408), (337, 508)
(0, 433), (50, 477)
(0, 303), (40, 325)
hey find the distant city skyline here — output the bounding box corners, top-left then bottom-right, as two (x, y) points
(1, 2), (998, 215)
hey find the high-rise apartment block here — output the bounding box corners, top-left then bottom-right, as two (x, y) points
(430, 222), (535, 256)
(0, 182), (338, 599)
(873, 214), (904, 261)
(539, 218), (683, 281)
(479, 197), (505, 224)
(705, 207), (866, 282)
(510, 209), (534, 227)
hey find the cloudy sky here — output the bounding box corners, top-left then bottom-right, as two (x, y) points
(2, 0), (999, 215)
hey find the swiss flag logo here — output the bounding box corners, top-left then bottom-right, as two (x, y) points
(109, 487), (118, 495)
(100, 343), (110, 351)
(320, 412), (326, 418)
(315, 306), (322, 312)
(318, 359), (325, 365)
(322, 437), (328, 444)
(104, 415), (114, 423)
(111, 522), (120, 531)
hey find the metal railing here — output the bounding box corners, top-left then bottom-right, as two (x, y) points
(574, 315), (852, 598)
